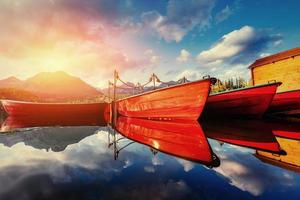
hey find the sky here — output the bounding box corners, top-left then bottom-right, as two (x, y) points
(0, 0), (300, 88)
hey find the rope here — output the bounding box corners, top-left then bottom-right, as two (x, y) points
(117, 77), (136, 88)
(111, 71), (191, 96)
(117, 74), (153, 90)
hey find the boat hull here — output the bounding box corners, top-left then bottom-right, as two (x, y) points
(267, 89), (300, 115)
(116, 79), (211, 121)
(116, 117), (218, 166)
(0, 100), (109, 120)
(202, 83), (280, 118)
(1, 114), (108, 132)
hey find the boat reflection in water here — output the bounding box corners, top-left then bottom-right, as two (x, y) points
(114, 117), (220, 168)
(255, 120), (300, 173)
(202, 119), (282, 153)
(2, 109), (300, 174)
(0, 112), (108, 152)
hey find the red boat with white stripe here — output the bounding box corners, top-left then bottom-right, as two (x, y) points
(267, 89), (300, 115)
(202, 82), (281, 118)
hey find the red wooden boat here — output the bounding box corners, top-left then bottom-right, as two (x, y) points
(0, 100), (109, 119)
(202, 82), (281, 118)
(202, 119), (282, 153)
(1, 114), (108, 132)
(116, 117), (219, 167)
(267, 89), (300, 115)
(115, 78), (211, 121)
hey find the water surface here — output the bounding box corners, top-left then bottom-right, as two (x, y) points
(0, 113), (299, 200)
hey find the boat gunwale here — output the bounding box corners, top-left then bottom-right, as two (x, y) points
(275, 88), (300, 95)
(115, 78), (211, 102)
(0, 99), (108, 106)
(209, 82), (282, 97)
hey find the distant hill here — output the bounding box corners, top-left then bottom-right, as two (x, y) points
(0, 77), (23, 88)
(0, 88), (39, 101)
(0, 71), (103, 102)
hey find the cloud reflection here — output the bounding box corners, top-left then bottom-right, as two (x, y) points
(210, 140), (295, 196)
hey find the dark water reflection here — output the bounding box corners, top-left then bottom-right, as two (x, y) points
(0, 112), (300, 200)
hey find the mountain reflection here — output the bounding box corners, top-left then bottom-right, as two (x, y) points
(0, 126), (101, 152)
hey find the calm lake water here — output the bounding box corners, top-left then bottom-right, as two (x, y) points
(0, 112), (300, 200)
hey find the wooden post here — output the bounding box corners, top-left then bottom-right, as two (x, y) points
(153, 73), (156, 90)
(108, 81), (111, 102)
(0, 110), (4, 125)
(112, 70), (118, 128)
(113, 129), (117, 160)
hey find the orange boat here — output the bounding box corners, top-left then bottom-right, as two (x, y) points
(267, 89), (300, 115)
(115, 78), (211, 121)
(0, 100), (109, 119)
(202, 119), (282, 153)
(202, 82), (281, 118)
(116, 117), (219, 167)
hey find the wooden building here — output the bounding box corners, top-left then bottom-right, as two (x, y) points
(255, 137), (300, 173)
(249, 47), (300, 93)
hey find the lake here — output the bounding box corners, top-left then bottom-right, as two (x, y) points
(0, 113), (299, 200)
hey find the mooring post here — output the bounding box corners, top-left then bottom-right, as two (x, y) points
(112, 70), (118, 128)
(108, 80), (111, 102)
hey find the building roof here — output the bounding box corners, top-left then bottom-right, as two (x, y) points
(249, 46), (300, 69)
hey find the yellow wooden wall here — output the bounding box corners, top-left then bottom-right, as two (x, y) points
(252, 55), (300, 92)
(257, 137), (300, 167)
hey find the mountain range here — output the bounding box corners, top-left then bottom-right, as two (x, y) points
(0, 71), (103, 102)
(101, 80), (181, 96)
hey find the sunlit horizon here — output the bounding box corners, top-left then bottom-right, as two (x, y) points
(1, 0), (300, 88)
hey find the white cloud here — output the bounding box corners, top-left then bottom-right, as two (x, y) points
(176, 69), (203, 81)
(214, 160), (264, 196)
(197, 26), (256, 64)
(274, 39), (282, 46)
(215, 5), (232, 23)
(144, 49), (160, 65)
(144, 166), (155, 173)
(176, 49), (191, 62)
(196, 26), (282, 67)
(211, 150), (295, 197)
(142, 0), (216, 42)
(152, 156), (164, 166)
(176, 158), (194, 172)
(259, 53), (271, 58)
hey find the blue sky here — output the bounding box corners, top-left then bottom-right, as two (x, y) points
(0, 0), (299, 87)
